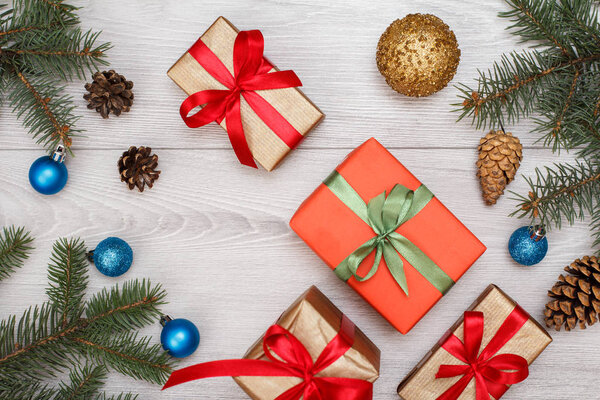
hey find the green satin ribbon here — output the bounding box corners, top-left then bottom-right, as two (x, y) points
(324, 171), (454, 296)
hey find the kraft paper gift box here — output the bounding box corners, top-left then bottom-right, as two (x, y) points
(163, 286), (380, 399)
(168, 16), (324, 171)
(234, 285), (380, 399)
(290, 138), (486, 334)
(397, 284), (552, 400)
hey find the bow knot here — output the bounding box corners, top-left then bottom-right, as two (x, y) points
(435, 310), (530, 400)
(325, 171), (455, 297)
(180, 29), (305, 168)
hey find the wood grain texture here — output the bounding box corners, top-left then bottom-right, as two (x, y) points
(0, 0), (597, 399)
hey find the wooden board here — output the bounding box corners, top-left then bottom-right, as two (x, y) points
(0, 0), (597, 399)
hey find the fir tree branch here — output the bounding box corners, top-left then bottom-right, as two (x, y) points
(46, 238), (88, 328)
(38, 0), (75, 14)
(459, 52), (600, 127)
(0, 303), (70, 379)
(71, 332), (173, 385)
(552, 67), (580, 140)
(502, 0), (573, 56)
(0, 226), (33, 282)
(0, 0), (109, 153)
(0, 290), (163, 367)
(4, 28), (110, 80)
(511, 160), (600, 229)
(56, 364), (106, 400)
(0, 278), (169, 384)
(0, 25), (41, 37)
(0, 20), (66, 40)
(0, 378), (57, 400)
(1, 0), (78, 41)
(84, 280), (167, 332)
(6, 68), (78, 150)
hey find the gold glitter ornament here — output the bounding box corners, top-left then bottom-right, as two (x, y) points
(376, 14), (460, 97)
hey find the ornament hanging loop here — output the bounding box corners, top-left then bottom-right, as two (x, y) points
(52, 145), (66, 163)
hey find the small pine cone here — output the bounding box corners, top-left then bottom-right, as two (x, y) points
(544, 256), (600, 331)
(476, 130), (523, 205)
(118, 146), (160, 192)
(84, 70), (134, 118)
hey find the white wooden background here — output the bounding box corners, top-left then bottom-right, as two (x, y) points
(0, 0), (596, 398)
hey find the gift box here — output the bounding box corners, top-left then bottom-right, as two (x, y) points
(290, 138), (486, 334)
(163, 286), (380, 400)
(167, 16), (324, 171)
(397, 284), (552, 400)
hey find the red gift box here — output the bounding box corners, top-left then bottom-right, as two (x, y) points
(290, 138), (486, 333)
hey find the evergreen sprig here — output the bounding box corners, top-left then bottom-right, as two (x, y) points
(0, 237), (175, 399)
(0, 225), (33, 281)
(46, 238), (88, 328)
(0, 0), (110, 153)
(511, 159), (600, 226)
(456, 0), (600, 253)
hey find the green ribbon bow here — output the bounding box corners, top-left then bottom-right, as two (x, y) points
(324, 171), (454, 296)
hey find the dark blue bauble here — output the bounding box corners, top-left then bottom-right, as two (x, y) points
(508, 226), (548, 266)
(91, 237), (133, 277)
(160, 316), (200, 358)
(29, 156), (68, 195)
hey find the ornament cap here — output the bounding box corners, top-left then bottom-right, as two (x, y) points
(52, 145), (66, 163)
(530, 225), (546, 242)
(160, 315), (172, 327)
(86, 250), (95, 262)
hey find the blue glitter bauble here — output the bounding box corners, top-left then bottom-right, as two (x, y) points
(92, 237), (133, 277)
(29, 156), (68, 195)
(508, 226), (548, 266)
(160, 316), (200, 358)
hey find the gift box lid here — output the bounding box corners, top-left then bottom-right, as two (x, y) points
(290, 138), (486, 333)
(397, 284), (553, 400)
(234, 285), (380, 400)
(167, 16), (324, 171)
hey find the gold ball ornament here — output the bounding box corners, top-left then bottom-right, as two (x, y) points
(376, 14), (460, 97)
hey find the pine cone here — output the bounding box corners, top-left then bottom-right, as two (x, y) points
(544, 256), (600, 331)
(84, 70), (134, 118)
(118, 146), (160, 192)
(476, 130), (522, 205)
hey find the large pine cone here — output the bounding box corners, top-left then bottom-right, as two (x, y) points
(118, 146), (160, 192)
(476, 130), (522, 205)
(545, 256), (600, 331)
(84, 70), (134, 118)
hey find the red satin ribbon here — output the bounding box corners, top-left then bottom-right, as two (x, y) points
(162, 315), (373, 400)
(180, 29), (304, 168)
(435, 307), (531, 400)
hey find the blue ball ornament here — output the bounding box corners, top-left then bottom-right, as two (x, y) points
(88, 237), (133, 277)
(160, 316), (200, 358)
(508, 225), (548, 266)
(29, 146), (68, 195)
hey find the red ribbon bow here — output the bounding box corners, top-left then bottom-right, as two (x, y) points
(435, 308), (530, 400)
(180, 29), (304, 168)
(162, 315), (373, 400)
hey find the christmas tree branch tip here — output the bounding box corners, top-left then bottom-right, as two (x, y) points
(0, 225), (33, 281)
